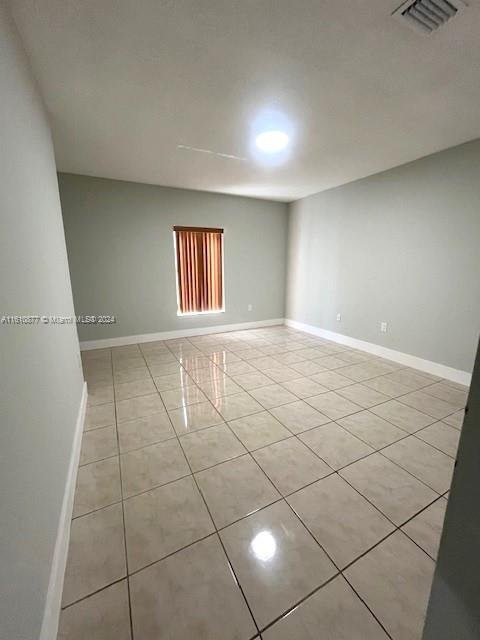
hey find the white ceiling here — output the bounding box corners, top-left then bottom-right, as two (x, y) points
(9, 0), (480, 201)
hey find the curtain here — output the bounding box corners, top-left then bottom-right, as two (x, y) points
(174, 227), (223, 314)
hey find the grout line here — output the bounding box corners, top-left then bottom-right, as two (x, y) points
(61, 576), (128, 611)
(71, 495), (123, 521)
(341, 574), (395, 640)
(78, 450), (119, 468)
(255, 571), (341, 635)
(118, 433), (178, 456)
(410, 429), (458, 460)
(114, 532), (218, 581)
(114, 354), (135, 640)
(109, 348), (135, 640)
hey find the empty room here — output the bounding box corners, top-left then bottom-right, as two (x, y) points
(2, 1), (480, 639)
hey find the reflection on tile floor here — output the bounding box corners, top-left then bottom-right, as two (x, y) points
(60, 325), (468, 639)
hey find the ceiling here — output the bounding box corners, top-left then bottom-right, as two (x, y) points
(9, 0), (480, 202)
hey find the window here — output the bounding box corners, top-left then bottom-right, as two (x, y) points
(173, 226), (224, 315)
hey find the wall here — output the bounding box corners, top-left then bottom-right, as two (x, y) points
(423, 339), (480, 639)
(0, 5), (84, 640)
(286, 140), (480, 373)
(59, 173), (288, 342)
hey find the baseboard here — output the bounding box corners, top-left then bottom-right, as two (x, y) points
(40, 381), (87, 640)
(285, 319), (471, 386)
(80, 318), (285, 350)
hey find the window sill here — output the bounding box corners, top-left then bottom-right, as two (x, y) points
(177, 309), (225, 317)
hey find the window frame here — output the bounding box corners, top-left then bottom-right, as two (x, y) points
(173, 227), (225, 317)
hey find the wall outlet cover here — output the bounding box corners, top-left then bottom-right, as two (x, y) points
(380, 322), (388, 333)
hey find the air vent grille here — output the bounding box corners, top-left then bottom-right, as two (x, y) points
(393, 0), (468, 33)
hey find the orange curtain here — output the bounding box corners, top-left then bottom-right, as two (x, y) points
(175, 227), (223, 314)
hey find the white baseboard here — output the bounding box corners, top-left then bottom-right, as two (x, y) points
(286, 319), (471, 386)
(40, 382), (87, 640)
(80, 318), (285, 350)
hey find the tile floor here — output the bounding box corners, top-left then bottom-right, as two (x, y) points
(58, 326), (468, 640)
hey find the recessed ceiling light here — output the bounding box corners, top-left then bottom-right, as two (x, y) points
(255, 130), (289, 153)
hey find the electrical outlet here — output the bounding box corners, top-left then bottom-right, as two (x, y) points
(336, 313), (341, 322)
(380, 322), (388, 333)
(247, 304), (253, 311)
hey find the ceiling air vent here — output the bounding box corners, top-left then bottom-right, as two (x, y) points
(393, 0), (468, 34)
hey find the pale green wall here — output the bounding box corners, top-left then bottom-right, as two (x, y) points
(287, 140), (480, 373)
(0, 5), (84, 639)
(59, 173), (288, 341)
